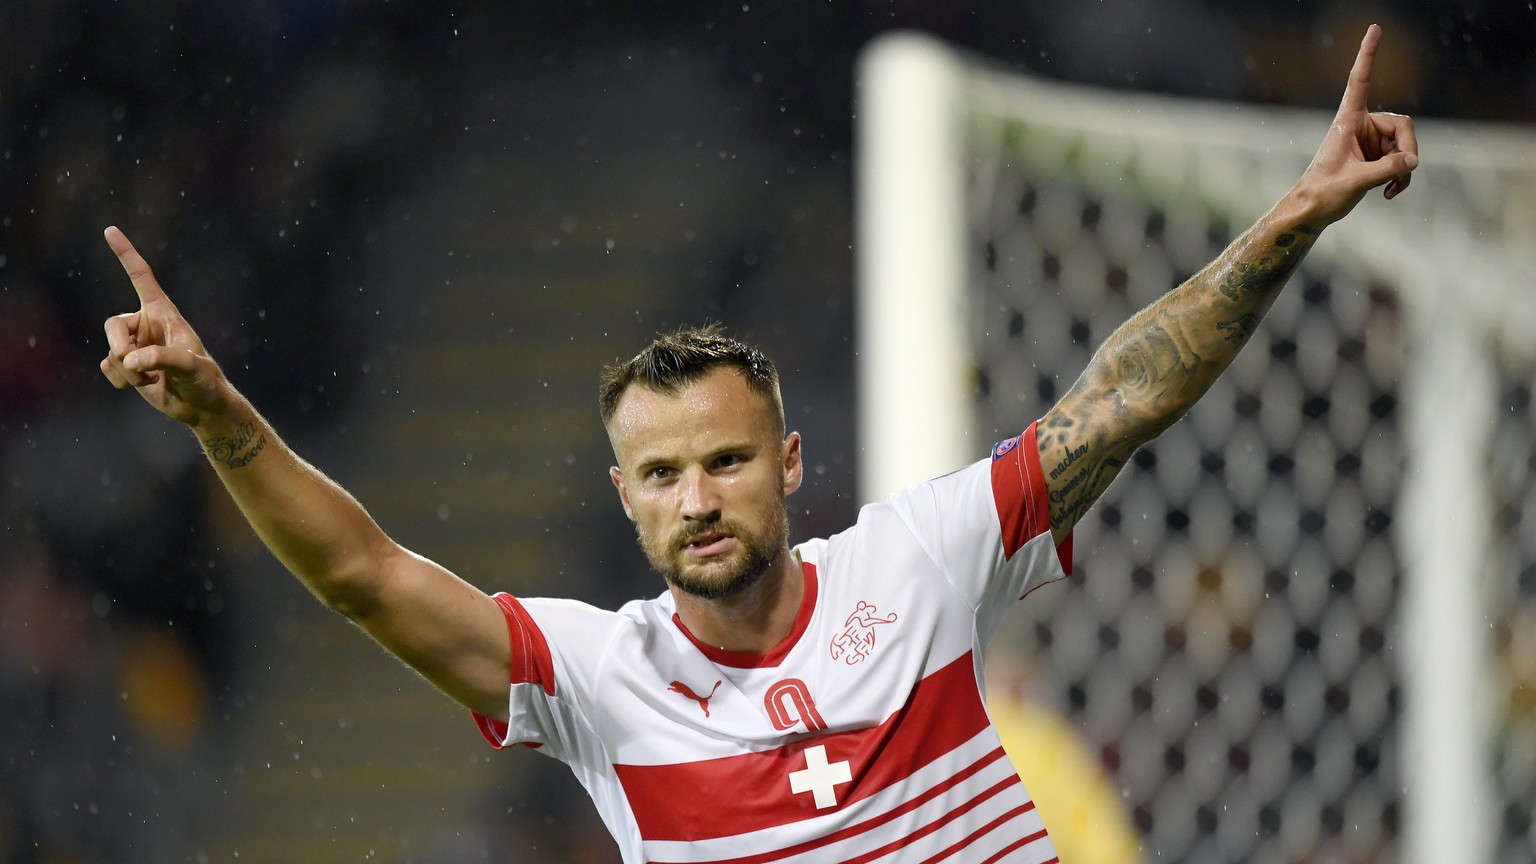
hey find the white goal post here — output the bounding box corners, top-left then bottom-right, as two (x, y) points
(857, 31), (1536, 864)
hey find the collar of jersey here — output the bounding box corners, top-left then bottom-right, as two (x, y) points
(671, 560), (818, 668)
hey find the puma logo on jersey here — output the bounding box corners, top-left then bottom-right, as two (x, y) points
(669, 679), (722, 717)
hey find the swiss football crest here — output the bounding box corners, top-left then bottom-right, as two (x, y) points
(829, 601), (899, 665)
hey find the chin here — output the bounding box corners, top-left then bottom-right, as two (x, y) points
(665, 554), (770, 601)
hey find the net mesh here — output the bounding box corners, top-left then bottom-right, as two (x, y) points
(966, 105), (1412, 863)
(854, 38), (1536, 861)
(1491, 347), (1536, 864)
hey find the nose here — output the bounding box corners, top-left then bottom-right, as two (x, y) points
(679, 468), (722, 523)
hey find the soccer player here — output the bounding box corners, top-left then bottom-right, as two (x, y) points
(100, 25), (1415, 864)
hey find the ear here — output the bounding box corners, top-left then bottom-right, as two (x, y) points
(781, 432), (803, 496)
(610, 466), (635, 520)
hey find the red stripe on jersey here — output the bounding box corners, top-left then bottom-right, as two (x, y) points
(615, 650), (994, 843)
(491, 593), (556, 695)
(991, 422), (1072, 574)
(674, 561), (819, 668)
(908, 803), (1044, 864)
(839, 777), (1031, 864)
(652, 748), (1015, 864)
(973, 827), (1053, 864)
(471, 593), (557, 749)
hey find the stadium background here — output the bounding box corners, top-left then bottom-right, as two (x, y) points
(1, 2), (1532, 862)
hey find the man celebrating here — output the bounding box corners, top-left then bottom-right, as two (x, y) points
(101, 26), (1414, 864)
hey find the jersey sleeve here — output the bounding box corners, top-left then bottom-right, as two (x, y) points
(887, 421), (1072, 629)
(471, 593), (553, 749)
(470, 594), (615, 760)
(987, 423), (1073, 575)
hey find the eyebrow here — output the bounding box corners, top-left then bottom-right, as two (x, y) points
(629, 441), (762, 476)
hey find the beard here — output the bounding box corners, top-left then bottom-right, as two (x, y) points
(638, 493), (791, 601)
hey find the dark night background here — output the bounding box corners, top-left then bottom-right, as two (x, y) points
(1, 1), (1530, 862)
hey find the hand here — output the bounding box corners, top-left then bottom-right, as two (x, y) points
(99, 227), (231, 427)
(1296, 24), (1419, 224)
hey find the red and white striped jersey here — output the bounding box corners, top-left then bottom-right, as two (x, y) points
(474, 422), (1072, 863)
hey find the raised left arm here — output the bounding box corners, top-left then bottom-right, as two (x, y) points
(1037, 24), (1417, 543)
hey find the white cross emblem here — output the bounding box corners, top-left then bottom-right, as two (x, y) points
(787, 744), (852, 809)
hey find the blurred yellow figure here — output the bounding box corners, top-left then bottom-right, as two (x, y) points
(988, 693), (1143, 864)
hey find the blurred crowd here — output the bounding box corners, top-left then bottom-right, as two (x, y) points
(0, 3), (445, 860)
(1, 1), (1530, 862)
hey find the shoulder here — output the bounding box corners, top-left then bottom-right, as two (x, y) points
(838, 458), (995, 542)
(514, 594), (667, 647)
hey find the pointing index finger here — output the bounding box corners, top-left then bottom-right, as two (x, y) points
(104, 226), (169, 306)
(1338, 24), (1381, 116)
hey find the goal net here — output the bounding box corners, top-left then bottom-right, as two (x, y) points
(857, 32), (1536, 864)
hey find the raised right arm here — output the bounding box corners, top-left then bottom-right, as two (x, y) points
(1033, 25), (1416, 545)
(99, 226), (512, 721)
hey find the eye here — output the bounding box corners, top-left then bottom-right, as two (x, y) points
(713, 453), (744, 470)
(647, 465), (675, 481)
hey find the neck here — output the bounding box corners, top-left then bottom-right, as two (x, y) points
(672, 546), (804, 654)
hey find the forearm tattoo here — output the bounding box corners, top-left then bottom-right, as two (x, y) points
(1114, 220), (1319, 423)
(1216, 313), (1262, 344)
(1202, 224), (1319, 348)
(1050, 452), (1128, 534)
(204, 421), (267, 469)
(1039, 220), (1319, 536)
(1039, 408), (1131, 534)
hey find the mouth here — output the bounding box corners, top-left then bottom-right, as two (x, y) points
(682, 531), (736, 558)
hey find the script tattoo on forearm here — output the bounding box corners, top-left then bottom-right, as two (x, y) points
(1039, 401), (1136, 535)
(204, 421), (267, 469)
(1050, 452), (1128, 534)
